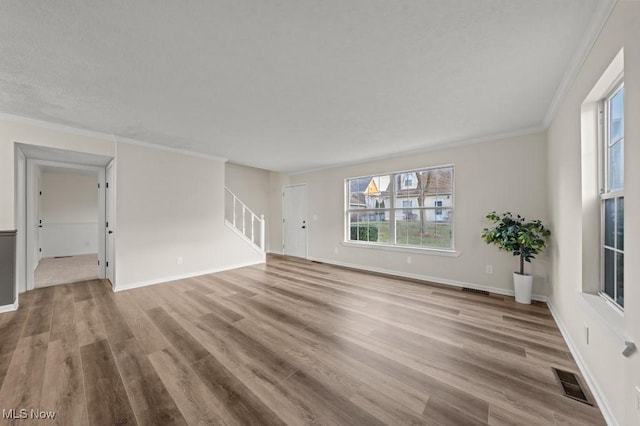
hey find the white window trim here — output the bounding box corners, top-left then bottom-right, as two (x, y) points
(344, 164), (455, 252)
(341, 240), (461, 256)
(598, 79), (624, 309)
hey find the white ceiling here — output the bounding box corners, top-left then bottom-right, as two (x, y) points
(0, 1), (610, 172)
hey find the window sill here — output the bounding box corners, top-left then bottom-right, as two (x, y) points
(578, 292), (626, 344)
(341, 241), (462, 257)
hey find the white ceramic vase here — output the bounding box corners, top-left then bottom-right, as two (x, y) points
(513, 272), (533, 304)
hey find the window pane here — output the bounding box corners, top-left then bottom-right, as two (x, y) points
(604, 248), (615, 300)
(348, 175), (390, 210)
(432, 209), (453, 249)
(395, 209), (418, 245)
(616, 252), (624, 308)
(609, 88), (623, 144)
(432, 167), (453, 195)
(608, 140), (624, 191)
(348, 211), (389, 243)
(604, 198), (615, 247)
(346, 166), (454, 250)
(398, 167), (453, 197)
(395, 208), (452, 249)
(617, 197), (624, 250)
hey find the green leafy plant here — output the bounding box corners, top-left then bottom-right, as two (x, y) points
(481, 212), (550, 275)
(351, 225), (378, 242)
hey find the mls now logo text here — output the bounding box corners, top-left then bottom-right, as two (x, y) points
(2, 409), (57, 420)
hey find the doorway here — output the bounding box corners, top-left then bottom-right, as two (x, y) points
(34, 165), (100, 287)
(282, 184), (307, 258)
(16, 143), (115, 294)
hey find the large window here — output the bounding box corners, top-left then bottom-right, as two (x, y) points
(600, 82), (624, 308)
(346, 166), (454, 250)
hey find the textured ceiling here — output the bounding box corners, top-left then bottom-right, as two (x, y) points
(0, 1), (607, 172)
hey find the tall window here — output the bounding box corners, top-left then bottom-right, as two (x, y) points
(601, 82), (624, 308)
(346, 166), (454, 250)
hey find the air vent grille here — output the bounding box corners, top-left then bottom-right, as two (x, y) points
(461, 287), (490, 296)
(552, 368), (593, 406)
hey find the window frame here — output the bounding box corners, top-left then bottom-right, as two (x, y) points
(599, 79), (624, 310)
(344, 164), (455, 252)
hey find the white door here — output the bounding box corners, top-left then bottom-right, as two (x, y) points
(283, 184), (307, 258)
(105, 160), (115, 284)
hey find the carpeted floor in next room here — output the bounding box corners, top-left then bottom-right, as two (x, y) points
(34, 254), (99, 288)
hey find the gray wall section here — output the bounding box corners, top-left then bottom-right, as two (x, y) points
(0, 230), (17, 306)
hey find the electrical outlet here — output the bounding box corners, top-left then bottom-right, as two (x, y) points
(485, 264), (493, 274)
(406, 256), (412, 264)
(177, 257), (183, 265)
(333, 247), (339, 254)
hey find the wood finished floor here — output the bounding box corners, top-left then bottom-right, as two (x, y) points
(0, 255), (605, 425)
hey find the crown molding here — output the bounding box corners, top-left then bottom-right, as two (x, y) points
(288, 124), (545, 176)
(542, 0), (617, 128)
(113, 136), (227, 163)
(0, 112), (227, 162)
(0, 112), (114, 141)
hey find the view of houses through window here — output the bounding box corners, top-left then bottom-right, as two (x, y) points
(346, 166), (454, 250)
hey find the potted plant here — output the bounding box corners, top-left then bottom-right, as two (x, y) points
(481, 212), (550, 304)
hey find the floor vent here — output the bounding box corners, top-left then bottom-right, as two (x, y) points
(54, 256), (72, 259)
(461, 287), (490, 296)
(552, 368), (593, 406)
(311, 261), (323, 264)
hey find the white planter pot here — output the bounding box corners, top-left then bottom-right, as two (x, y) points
(513, 272), (533, 304)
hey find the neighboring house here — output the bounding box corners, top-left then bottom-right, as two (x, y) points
(349, 170), (452, 223)
(383, 169), (453, 222)
(349, 176), (390, 221)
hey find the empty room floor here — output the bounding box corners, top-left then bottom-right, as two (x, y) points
(0, 255), (605, 425)
(34, 254), (99, 288)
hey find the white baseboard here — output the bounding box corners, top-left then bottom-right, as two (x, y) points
(306, 255), (547, 302)
(113, 259), (266, 292)
(0, 300), (19, 314)
(546, 298), (618, 426)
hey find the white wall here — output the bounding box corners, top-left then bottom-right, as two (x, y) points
(40, 172), (98, 257)
(272, 132), (549, 296)
(1, 117), (265, 298)
(40, 223), (98, 258)
(547, 2), (640, 425)
(41, 172), (98, 223)
(225, 163), (270, 217)
(114, 142), (264, 289)
(0, 118), (115, 230)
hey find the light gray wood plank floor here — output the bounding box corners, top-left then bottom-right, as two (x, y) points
(0, 255), (606, 425)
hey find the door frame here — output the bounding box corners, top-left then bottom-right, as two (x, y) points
(105, 159), (116, 286)
(282, 183), (308, 259)
(24, 159), (106, 291)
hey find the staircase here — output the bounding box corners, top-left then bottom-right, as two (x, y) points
(224, 187), (265, 254)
